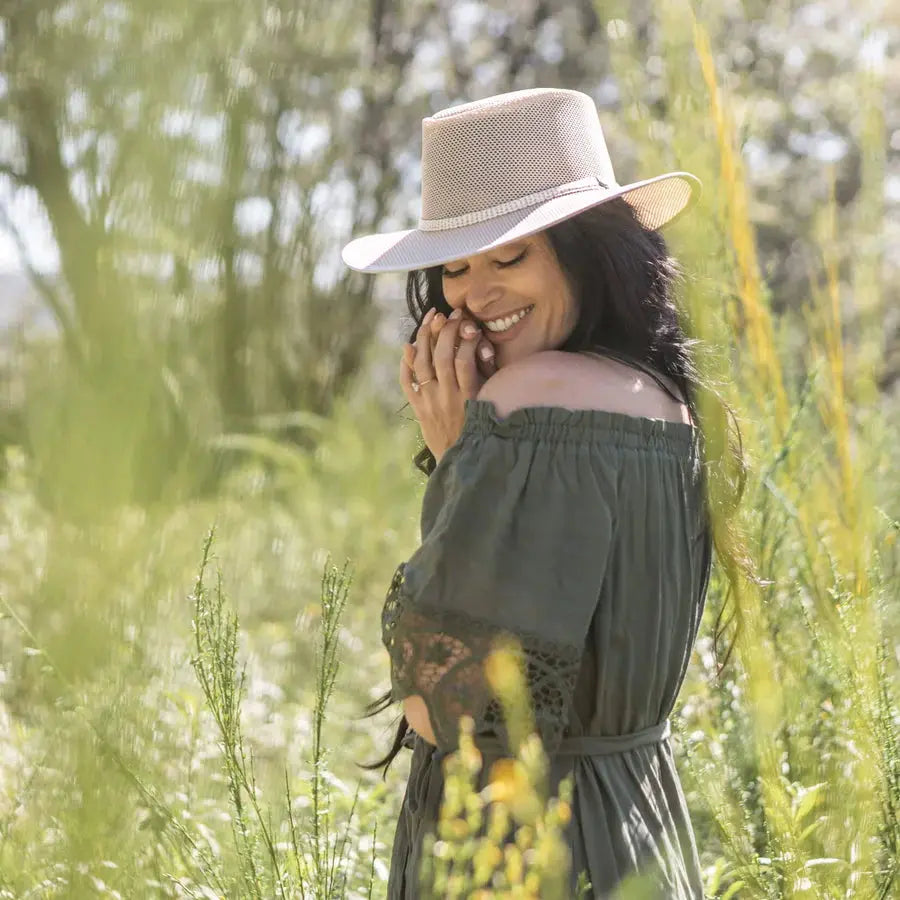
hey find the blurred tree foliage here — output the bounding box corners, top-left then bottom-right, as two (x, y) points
(0, 0), (896, 512)
(0, 3), (897, 896)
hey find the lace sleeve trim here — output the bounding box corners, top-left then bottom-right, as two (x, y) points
(381, 562), (584, 754)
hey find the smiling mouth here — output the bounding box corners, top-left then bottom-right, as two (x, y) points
(479, 304), (535, 333)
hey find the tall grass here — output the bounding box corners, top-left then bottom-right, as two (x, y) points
(189, 530), (381, 898)
(0, 385), (421, 897)
(660, 6), (897, 898)
(0, 2), (897, 897)
(596, 1), (898, 895)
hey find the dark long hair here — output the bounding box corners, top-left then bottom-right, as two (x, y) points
(356, 196), (758, 777)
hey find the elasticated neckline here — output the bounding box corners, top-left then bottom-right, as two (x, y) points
(462, 397), (697, 450)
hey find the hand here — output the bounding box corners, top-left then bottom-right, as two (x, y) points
(422, 307), (498, 383)
(429, 309), (498, 384)
(400, 308), (497, 462)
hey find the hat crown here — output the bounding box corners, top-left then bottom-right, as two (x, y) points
(420, 89), (618, 225)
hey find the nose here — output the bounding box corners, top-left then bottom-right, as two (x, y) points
(460, 276), (503, 318)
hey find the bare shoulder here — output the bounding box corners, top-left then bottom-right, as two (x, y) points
(475, 350), (692, 425)
(474, 351), (574, 412)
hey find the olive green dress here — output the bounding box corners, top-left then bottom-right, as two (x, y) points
(381, 391), (712, 898)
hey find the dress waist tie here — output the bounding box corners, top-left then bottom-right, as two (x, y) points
(401, 719), (670, 819)
(473, 717), (671, 757)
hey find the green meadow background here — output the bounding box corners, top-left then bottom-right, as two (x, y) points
(0, 0), (897, 897)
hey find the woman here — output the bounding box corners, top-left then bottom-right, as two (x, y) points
(343, 88), (749, 898)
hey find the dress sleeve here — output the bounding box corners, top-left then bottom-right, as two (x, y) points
(381, 414), (617, 755)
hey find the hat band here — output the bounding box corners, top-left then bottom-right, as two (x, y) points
(418, 175), (612, 232)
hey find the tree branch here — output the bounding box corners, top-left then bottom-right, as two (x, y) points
(0, 202), (85, 366)
(0, 162), (31, 187)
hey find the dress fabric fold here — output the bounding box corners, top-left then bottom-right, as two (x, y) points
(383, 397), (712, 899)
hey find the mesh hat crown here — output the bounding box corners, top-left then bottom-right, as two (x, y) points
(341, 88), (701, 273)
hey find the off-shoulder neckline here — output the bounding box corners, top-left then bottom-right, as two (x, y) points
(463, 397), (698, 447)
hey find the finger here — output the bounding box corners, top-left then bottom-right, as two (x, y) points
(414, 314), (436, 383)
(429, 310), (446, 340)
(399, 353), (419, 404)
(429, 310), (447, 358)
(419, 306), (436, 333)
(417, 308), (437, 351)
(476, 337), (497, 379)
(455, 317), (482, 396)
(433, 314), (463, 390)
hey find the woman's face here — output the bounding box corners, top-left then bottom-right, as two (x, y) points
(440, 231), (578, 367)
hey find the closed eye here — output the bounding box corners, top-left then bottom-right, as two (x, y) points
(499, 248), (528, 268)
(442, 248), (528, 279)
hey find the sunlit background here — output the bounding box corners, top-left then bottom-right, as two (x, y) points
(0, 0), (898, 897)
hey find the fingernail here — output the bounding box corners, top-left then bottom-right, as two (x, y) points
(462, 323), (477, 337)
(423, 308), (435, 323)
(479, 345), (494, 360)
(449, 308), (462, 319)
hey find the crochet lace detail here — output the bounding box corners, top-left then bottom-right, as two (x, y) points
(381, 562), (584, 753)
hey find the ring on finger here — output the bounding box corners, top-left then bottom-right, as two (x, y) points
(413, 364), (436, 385)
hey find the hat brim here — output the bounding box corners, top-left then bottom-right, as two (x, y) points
(341, 172), (701, 273)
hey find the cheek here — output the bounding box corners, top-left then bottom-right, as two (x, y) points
(442, 283), (463, 308)
(537, 278), (572, 324)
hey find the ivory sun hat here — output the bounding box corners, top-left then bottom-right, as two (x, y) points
(341, 87), (701, 274)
